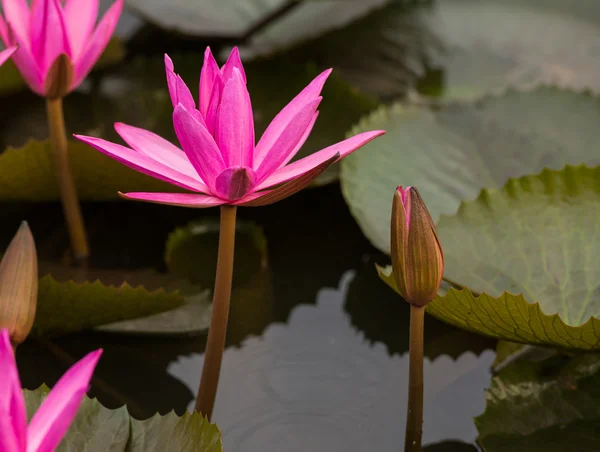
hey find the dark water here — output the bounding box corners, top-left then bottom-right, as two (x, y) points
(13, 185), (493, 451)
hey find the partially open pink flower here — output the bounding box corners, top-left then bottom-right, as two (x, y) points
(0, 329), (102, 451)
(0, 45), (17, 67)
(75, 47), (385, 207)
(0, 0), (123, 96)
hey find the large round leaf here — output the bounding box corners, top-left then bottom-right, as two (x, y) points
(474, 350), (600, 451)
(420, 0), (600, 100)
(24, 386), (223, 451)
(341, 88), (600, 254)
(378, 165), (600, 350)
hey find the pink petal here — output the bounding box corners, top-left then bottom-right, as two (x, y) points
(253, 68), (331, 168)
(73, 0), (123, 87)
(204, 75), (223, 135)
(173, 104), (224, 192)
(237, 152), (339, 207)
(199, 47), (220, 118)
(0, 330), (26, 452)
(9, 41), (44, 94)
(279, 110), (318, 168)
(220, 46), (246, 84)
(31, 0), (71, 76)
(0, 45), (17, 67)
(164, 54), (206, 126)
(119, 191), (225, 208)
(0, 412), (20, 452)
(216, 68), (254, 168)
(255, 97), (321, 182)
(114, 122), (208, 189)
(63, 0), (99, 59)
(1, 0), (31, 51)
(255, 130), (385, 191)
(27, 350), (102, 452)
(74, 134), (208, 192)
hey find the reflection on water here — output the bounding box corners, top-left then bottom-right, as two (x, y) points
(169, 271), (494, 451)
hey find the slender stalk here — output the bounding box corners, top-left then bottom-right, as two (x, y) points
(405, 304), (425, 452)
(195, 205), (237, 420)
(45, 97), (89, 262)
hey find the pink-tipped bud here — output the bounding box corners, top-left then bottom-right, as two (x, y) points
(391, 186), (444, 307)
(44, 53), (74, 99)
(0, 222), (38, 346)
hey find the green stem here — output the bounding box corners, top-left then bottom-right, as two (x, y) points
(405, 304), (425, 452)
(46, 97), (89, 263)
(195, 205), (237, 420)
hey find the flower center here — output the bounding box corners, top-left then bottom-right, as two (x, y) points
(215, 167), (256, 201)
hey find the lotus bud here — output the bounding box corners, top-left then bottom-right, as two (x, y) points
(44, 54), (74, 100)
(0, 222), (38, 346)
(391, 186), (444, 307)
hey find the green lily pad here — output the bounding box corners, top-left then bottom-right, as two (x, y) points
(243, 0), (430, 99)
(474, 350), (600, 451)
(24, 386), (222, 451)
(419, 0), (600, 100)
(129, 411), (222, 452)
(0, 139), (178, 201)
(163, 218), (275, 342)
(33, 274), (185, 336)
(126, 0), (390, 40)
(0, 37), (125, 96)
(377, 164), (600, 350)
(341, 88), (600, 254)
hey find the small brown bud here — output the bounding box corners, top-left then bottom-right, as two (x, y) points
(391, 186), (444, 307)
(44, 53), (74, 99)
(0, 222), (38, 346)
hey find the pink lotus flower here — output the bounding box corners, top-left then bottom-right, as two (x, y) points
(0, 45), (17, 67)
(0, 329), (102, 451)
(74, 47), (385, 207)
(0, 0), (124, 96)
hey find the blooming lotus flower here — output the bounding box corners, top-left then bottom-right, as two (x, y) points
(0, 329), (101, 451)
(391, 186), (444, 307)
(74, 47), (385, 207)
(0, 45), (17, 67)
(0, 0), (124, 97)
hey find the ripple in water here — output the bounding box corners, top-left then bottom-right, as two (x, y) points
(168, 271), (495, 451)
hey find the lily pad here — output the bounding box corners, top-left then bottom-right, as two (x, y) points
(341, 88), (600, 253)
(0, 37), (125, 96)
(24, 386), (222, 451)
(377, 164), (600, 350)
(474, 350), (600, 451)
(126, 0), (390, 40)
(419, 0), (600, 100)
(33, 274), (185, 336)
(243, 0), (431, 99)
(0, 139), (178, 201)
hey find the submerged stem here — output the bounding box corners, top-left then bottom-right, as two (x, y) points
(195, 205), (237, 420)
(45, 97), (89, 263)
(405, 304), (425, 452)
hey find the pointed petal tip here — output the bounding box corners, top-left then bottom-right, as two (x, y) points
(164, 53), (174, 70)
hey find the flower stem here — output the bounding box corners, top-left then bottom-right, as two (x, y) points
(45, 97), (89, 263)
(195, 205), (237, 420)
(405, 304), (425, 452)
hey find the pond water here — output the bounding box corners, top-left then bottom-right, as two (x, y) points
(13, 185), (495, 451)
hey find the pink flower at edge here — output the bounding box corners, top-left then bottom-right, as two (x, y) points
(0, 329), (102, 452)
(0, 0), (124, 97)
(74, 46), (385, 208)
(0, 45), (18, 68)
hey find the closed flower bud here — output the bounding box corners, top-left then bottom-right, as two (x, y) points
(391, 186), (444, 307)
(44, 54), (75, 100)
(0, 222), (38, 346)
